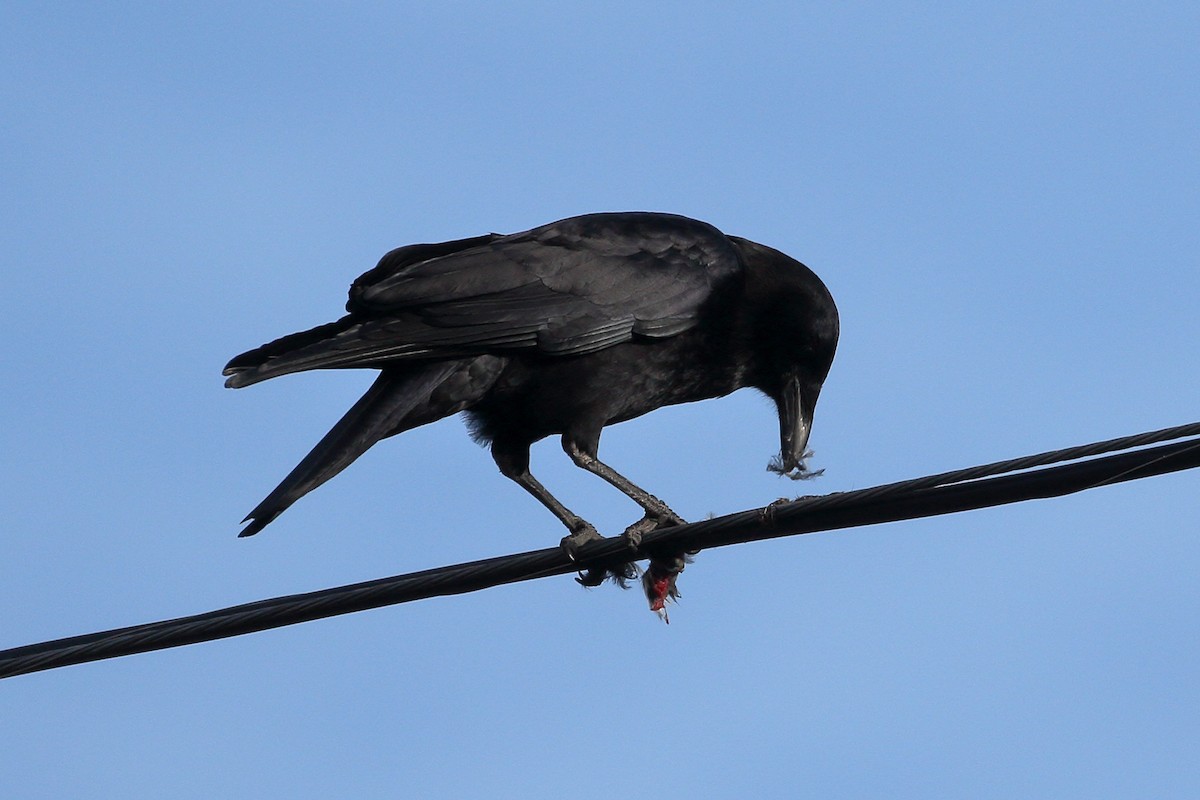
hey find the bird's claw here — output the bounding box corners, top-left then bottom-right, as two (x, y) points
(621, 528), (644, 550)
(620, 517), (654, 550)
(562, 524), (611, 588)
(560, 524), (604, 561)
(621, 510), (686, 550)
(566, 512), (688, 593)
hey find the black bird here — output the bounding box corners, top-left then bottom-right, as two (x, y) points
(225, 212), (838, 597)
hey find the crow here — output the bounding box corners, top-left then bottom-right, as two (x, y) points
(224, 212), (838, 608)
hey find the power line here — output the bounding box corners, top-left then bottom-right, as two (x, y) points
(3, 421), (1199, 680)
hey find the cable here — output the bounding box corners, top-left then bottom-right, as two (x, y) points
(3, 420), (1199, 680)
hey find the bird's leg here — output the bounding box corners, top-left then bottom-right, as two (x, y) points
(491, 442), (602, 558)
(561, 438), (686, 549)
(504, 469), (616, 588)
(514, 470), (604, 557)
(563, 435), (696, 616)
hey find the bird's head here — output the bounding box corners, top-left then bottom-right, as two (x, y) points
(730, 237), (840, 479)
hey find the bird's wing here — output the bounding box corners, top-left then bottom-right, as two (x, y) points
(312, 213), (743, 368)
(224, 213), (743, 384)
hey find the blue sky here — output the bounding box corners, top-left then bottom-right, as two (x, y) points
(3, 2), (1198, 797)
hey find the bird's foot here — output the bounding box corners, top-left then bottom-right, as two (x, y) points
(559, 522), (604, 561)
(560, 523), (617, 588)
(620, 509), (687, 550)
(620, 517), (654, 550)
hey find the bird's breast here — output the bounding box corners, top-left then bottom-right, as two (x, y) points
(469, 332), (744, 445)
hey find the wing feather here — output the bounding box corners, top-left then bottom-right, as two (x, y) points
(251, 213), (744, 376)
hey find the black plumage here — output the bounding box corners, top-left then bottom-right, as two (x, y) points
(224, 213), (839, 582)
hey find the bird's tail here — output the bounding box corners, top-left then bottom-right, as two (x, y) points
(237, 364), (459, 537)
(223, 316), (360, 389)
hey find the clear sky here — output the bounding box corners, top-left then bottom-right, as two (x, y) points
(3, 3), (1198, 797)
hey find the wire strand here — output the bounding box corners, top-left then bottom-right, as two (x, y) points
(3, 420), (1199, 680)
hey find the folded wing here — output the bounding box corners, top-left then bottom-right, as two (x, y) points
(224, 212), (743, 386)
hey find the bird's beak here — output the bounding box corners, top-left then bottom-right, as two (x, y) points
(777, 375), (811, 473)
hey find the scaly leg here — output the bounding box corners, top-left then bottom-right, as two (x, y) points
(561, 438), (686, 547)
(492, 441), (601, 558)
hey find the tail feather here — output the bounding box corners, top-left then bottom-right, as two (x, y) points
(223, 316), (358, 388)
(238, 364), (459, 537)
